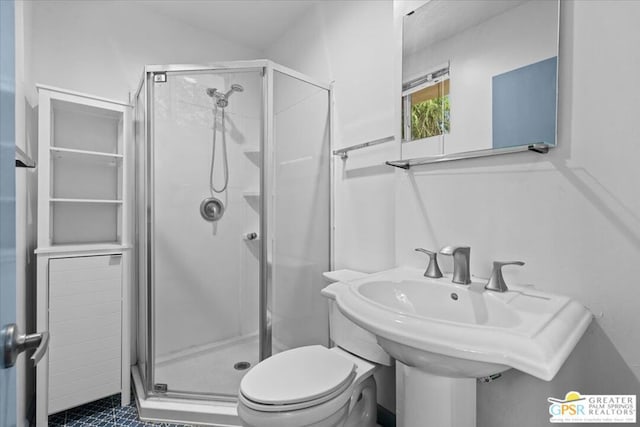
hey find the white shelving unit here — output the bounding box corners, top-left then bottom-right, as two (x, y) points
(35, 85), (132, 425)
(37, 85), (129, 247)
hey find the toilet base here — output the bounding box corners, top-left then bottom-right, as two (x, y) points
(343, 376), (377, 427)
(238, 399), (351, 427)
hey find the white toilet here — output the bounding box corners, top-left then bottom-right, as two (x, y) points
(237, 270), (392, 427)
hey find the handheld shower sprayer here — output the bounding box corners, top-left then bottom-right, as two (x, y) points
(206, 84), (244, 109)
(203, 82), (244, 202)
(225, 84), (244, 98)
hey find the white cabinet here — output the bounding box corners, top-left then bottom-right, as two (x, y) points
(35, 85), (132, 424)
(48, 255), (123, 413)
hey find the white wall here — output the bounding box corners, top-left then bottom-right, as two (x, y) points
(27, 0), (260, 102)
(269, 0), (640, 424)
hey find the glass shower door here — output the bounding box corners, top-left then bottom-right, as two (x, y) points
(148, 68), (263, 398)
(269, 70), (331, 355)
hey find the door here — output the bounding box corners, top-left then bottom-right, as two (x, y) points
(2, 3), (49, 425)
(1, 1), (18, 426)
(147, 68), (264, 399)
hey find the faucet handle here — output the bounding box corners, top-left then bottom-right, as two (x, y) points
(485, 261), (525, 292)
(415, 248), (443, 278)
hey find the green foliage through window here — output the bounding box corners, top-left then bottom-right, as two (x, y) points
(411, 96), (450, 140)
(402, 76), (451, 142)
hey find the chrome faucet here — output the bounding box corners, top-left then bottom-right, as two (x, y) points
(485, 261), (524, 292)
(439, 246), (471, 284)
(414, 248), (443, 278)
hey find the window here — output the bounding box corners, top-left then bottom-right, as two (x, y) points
(402, 66), (450, 142)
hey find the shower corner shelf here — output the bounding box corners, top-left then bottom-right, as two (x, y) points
(242, 147), (260, 154)
(242, 190), (260, 199)
(243, 149), (261, 165)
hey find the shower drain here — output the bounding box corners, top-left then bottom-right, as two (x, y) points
(234, 361), (251, 370)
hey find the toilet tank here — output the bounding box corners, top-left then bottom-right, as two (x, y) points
(321, 271), (393, 366)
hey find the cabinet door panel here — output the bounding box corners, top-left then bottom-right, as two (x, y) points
(47, 255), (122, 413)
(48, 333), (120, 365)
(49, 313), (120, 347)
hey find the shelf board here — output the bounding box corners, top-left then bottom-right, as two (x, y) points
(51, 146), (122, 159)
(242, 191), (260, 199)
(385, 143), (551, 169)
(35, 243), (131, 255)
(50, 198), (123, 204)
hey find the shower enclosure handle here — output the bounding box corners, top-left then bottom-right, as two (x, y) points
(243, 232), (258, 241)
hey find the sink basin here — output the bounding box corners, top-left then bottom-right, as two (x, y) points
(324, 267), (592, 380)
(357, 279), (520, 328)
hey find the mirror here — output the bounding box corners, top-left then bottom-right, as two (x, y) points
(401, 0), (559, 161)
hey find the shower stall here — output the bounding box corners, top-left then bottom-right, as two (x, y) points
(132, 61), (332, 424)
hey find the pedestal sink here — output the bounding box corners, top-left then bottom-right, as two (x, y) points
(322, 267), (592, 427)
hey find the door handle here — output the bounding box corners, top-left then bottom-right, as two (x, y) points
(1, 323), (50, 369)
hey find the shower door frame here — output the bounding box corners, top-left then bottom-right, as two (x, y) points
(137, 60), (334, 402)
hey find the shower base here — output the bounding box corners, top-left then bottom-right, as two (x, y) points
(133, 334), (259, 426)
(156, 333), (258, 396)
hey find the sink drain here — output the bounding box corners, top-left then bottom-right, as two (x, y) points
(234, 361), (251, 370)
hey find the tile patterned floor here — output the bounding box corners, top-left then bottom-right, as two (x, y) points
(48, 394), (192, 427)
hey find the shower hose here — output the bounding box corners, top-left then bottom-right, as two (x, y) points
(209, 104), (229, 193)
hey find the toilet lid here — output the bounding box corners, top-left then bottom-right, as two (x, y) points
(240, 345), (356, 407)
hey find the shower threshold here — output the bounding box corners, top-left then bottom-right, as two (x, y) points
(132, 366), (241, 426)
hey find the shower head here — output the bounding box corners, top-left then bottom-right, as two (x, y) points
(206, 84), (243, 108)
(225, 84), (244, 98)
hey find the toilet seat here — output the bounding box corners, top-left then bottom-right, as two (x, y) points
(239, 345), (357, 412)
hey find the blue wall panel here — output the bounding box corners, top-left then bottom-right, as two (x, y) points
(492, 56), (557, 149)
